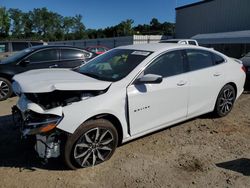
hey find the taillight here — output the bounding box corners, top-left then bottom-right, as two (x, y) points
(241, 65), (247, 73)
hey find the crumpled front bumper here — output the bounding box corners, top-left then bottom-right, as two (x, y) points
(12, 95), (64, 159)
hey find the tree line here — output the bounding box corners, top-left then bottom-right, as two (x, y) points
(0, 7), (175, 41)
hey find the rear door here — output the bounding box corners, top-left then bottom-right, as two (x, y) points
(127, 50), (189, 135)
(59, 48), (86, 68)
(185, 49), (226, 117)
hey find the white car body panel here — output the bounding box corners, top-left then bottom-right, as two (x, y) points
(127, 73), (188, 135)
(13, 69), (111, 93)
(13, 43), (246, 145)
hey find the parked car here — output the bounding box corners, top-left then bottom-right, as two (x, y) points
(0, 40), (47, 60)
(240, 52), (250, 88)
(12, 43), (245, 169)
(160, 39), (199, 46)
(0, 45), (94, 101)
(85, 46), (109, 55)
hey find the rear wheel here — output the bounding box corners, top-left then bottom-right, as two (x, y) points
(214, 84), (236, 117)
(0, 77), (12, 101)
(64, 119), (118, 169)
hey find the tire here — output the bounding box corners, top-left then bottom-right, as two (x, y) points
(214, 84), (236, 117)
(0, 77), (12, 101)
(64, 119), (118, 170)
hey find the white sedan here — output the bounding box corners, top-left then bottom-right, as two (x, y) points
(12, 43), (246, 169)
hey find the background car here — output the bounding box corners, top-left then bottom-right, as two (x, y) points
(240, 52), (250, 88)
(0, 40), (47, 60)
(85, 46), (109, 55)
(0, 45), (95, 101)
(159, 39), (199, 46)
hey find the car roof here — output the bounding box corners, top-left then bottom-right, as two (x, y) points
(116, 43), (203, 52)
(29, 45), (84, 51)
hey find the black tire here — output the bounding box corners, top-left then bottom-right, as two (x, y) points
(214, 84), (236, 117)
(0, 77), (12, 101)
(64, 119), (118, 170)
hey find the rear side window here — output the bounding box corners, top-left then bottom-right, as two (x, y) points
(0, 43), (8, 53)
(213, 53), (225, 64)
(145, 50), (184, 78)
(12, 42), (29, 51)
(29, 49), (58, 63)
(61, 49), (85, 60)
(186, 49), (213, 71)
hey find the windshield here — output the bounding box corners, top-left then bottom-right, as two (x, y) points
(77, 49), (152, 82)
(1, 48), (33, 64)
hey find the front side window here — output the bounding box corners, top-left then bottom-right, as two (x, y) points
(61, 49), (85, 60)
(186, 49), (213, 71)
(28, 49), (58, 63)
(144, 50), (184, 78)
(77, 49), (152, 81)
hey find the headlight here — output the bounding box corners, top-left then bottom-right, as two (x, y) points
(23, 111), (63, 135)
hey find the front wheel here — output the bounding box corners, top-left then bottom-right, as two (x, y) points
(214, 84), (236, 117)
(64, 119), (118, 169)
(0, 77), (12, 101)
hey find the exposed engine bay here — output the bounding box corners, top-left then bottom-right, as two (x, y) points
(24, 89), (107, 110)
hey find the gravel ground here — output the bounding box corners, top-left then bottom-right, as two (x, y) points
(0, 92), (250, 188)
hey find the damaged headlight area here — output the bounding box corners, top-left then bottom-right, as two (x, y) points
(12, 106), (64, 159)
(12, 106), (63, 136)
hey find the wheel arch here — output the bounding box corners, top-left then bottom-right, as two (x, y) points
(226, 82), (237, 97)
(0, 73), (13, 82)
(85, 113), (123, 145)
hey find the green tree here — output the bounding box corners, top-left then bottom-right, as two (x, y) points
(0, 7), (10, 38)
(73, 14), (87, 39)
(9, 8), (23, 38)
(22, 11), (34, 39)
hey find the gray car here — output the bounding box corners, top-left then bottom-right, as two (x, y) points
(240, 52), (250, 88)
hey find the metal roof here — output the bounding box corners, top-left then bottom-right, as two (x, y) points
(191, 30), (250, 44)
(175, 0), (214, 10)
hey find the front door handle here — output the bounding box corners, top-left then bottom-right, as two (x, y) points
(49, 64), (58, 68)
(177, 80), (187, 86)
(213, 72), (221, 77)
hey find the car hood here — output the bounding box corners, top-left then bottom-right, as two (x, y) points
(13, 69), (112, 93)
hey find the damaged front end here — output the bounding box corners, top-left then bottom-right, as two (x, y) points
(12, 88), (107, 161)
(12, 95), (64, 159)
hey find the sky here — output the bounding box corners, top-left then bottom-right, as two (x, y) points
(1, 0), (200, 29)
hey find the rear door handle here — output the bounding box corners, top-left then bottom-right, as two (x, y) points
(177, 80), (187, 86)
(213, 72), (221, 77)
(49, 64), (58, 68)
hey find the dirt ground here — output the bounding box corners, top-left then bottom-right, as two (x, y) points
(0, 92), (250, 188)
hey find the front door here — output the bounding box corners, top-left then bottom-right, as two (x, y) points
(127, 50), (189, 135)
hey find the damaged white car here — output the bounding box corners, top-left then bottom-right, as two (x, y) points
(12, 43), (246, 169)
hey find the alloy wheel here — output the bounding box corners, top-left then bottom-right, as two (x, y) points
(0, 80), (10, 100)
(218, 88), (235, 115)
(73, 127), (115, 167)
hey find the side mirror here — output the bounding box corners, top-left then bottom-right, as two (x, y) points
(136, 74), (163, 84)
(19, 59), (30, 66)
